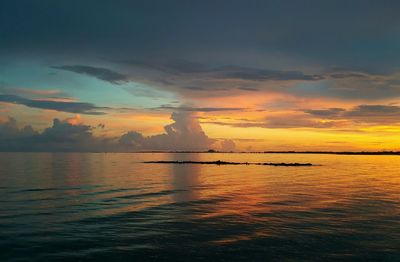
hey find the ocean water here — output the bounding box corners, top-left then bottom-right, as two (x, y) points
(0, 153), (399, 261)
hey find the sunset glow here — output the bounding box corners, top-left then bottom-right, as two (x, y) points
(1, 1), (400, 152)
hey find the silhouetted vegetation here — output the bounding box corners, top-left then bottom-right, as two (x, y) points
(262, 151), (400, 155)
(137, 150), (400, 155)
(144, 160), (313, 166)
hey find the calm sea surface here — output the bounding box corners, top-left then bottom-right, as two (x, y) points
(0, 153), (399, 261)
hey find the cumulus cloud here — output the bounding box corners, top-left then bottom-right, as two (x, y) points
(35, 118), (99, 151)
(52, 65), (128, 85)
(0, 117), (110, 152)
(0, 112), (217, 152)
(0, 117), (37, 140)
(118, 111), (215, 151)
(219, 139), (236, 152)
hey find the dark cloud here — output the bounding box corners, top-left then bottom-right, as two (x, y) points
(345, 105), (400, 124)
(122, 59), (400, 101)
(304, 108), (346, 117)
(2, 0), (400, 71)
(202, 118), (341, 129)
(238, 87), (259, 92)
(0, 87), (65, 97)
(126, 60), (325, 81)
(203, 104), (400, 129)
(305, 105), (400, 117)
(305, 104), (400, 124)
(0, 117), (110, 152)
(123, 59), (210, 74)
(288, 72), (400, 100)
(217, 67), (324, 81)
(2, 0), (400, 143)
(0, 94), (108, 115)
(346, 105), (400, 117)
(52, 65), (128, 84)
(155, 106), (246, 112)
(329, 72), (369, 79)
(35, 119), (102, 151)
(179, 86), (230, 92)
(182, 86), (207, 91)
(119, 59), (333, 99)
(48, 61), (400, 101)
(0, 117), (37, 140)
(263, 116), (340, 129)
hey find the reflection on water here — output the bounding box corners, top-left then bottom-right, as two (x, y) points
(171, 153), (202, 203)
(0, 153), (399, 261)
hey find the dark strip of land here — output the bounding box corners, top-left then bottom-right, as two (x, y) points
(144, 160), (313, 166)
(262, 151), (400, 155)
(136, 150), (400, 155)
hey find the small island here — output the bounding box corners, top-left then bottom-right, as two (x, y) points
(144, 160), (313, 166)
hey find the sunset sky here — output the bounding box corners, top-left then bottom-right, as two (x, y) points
(1, 0), (400, 151)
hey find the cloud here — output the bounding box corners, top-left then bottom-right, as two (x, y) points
(52, 65), (128, 85)
(344, 105), (400, 124)
(305, 104), (400, 124)
(118, 131), (146, 150)
(219, 139), (236, 152)
(0, 94), (108, 115)
(329, 72), (370, 79)
(238, 87), (259, 91)
(0, 87), (63, 96)
(123, 59), (210, 74)
(304, 108), (346, 117)
(0, 117), (111, 152)
(155, 105), (246, 112)
(0, 117), (37, 140)
(303, 70), (400, 100)
(125, 59), (325, 81)
(118, 59), (334, 100)
(122, 59), (400, 102)
(64, 114), (82, 125)
(204, 103), (400, 130)
(0, 112), (216, 152)
(347, 105), (400, 117)
(2, 1), (400, 71)
(217, 67), (324, 81)
(118, 111), (215, 151)
(264, 115), (341, 129)
(202, 116), (341, 129)
(37, 118), (96, 151)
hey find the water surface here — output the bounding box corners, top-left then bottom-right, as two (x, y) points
(0, 153), (399, 261)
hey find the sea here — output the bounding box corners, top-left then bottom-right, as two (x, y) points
(0, 152), (399, 261)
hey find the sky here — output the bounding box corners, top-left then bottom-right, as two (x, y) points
(1, 0), (400, 151)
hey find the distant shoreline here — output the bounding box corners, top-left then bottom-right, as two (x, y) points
(144, 160), (313, 166)
(0, 151), (399, 155)
(138, 150), (400, 155)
